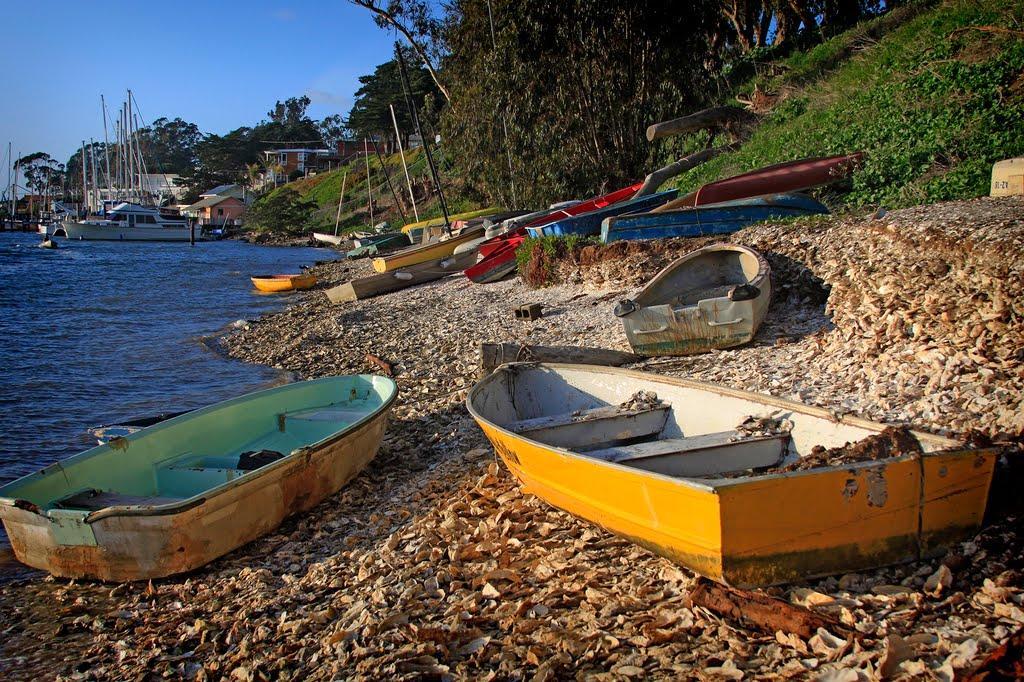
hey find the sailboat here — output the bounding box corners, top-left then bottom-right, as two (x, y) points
(57, 91), (200, 242)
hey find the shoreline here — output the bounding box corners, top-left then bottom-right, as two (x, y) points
(0, 196), (1021, 679)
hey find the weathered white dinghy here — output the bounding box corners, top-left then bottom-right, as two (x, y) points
(614, 244), (771, 356)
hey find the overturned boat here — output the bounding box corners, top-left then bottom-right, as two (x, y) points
(615, 244), (771, 356)
(0, 376), (397, 581)
(468, 363), (995, 587)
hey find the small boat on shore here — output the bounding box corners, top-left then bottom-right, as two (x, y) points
(0, 375), (398, 581)
(372, 226), (485, 273)
(654, 153), (863, 212)
(614, 244), (771, 356)
(250, 273), (317, 292)
(601, 193), (829, 243)
(468, 363), (995, 586)
(312, 232), (346, 246)
(527, 190), (679, 238)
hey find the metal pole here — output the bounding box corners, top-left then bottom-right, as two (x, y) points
(395, 43), (450, 236)
(333, 170), (347, 236)
(389, 104), (419, 222)
(363, 139), (374, 227)
(370, 137), (408, 226)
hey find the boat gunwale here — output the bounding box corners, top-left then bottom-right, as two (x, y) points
(0, 375), (398, 521)
(465, 363), (974, 493)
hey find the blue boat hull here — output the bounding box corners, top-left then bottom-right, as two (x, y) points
(528, 190), (678, 238)
(600, 193), (829, 243)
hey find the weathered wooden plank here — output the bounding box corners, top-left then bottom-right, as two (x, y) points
(325, 249), (478, 304)
(478, 343), (641, 377)
(689, 577), (854, 639)
(507, 404), (670, 450)
(646, 105), (759, 142)
(585, 431), (789, 477)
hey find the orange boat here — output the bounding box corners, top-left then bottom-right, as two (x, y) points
(250, 273), (317, 292)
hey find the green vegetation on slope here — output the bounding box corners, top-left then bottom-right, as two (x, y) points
(672, 0), (1024, 208)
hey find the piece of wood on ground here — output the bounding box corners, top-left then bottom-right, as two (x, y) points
(689, 577), (854, 640)
(365, 353), (394, 377)
(634, 144), (739, 197)
(478, 342), (642, 378)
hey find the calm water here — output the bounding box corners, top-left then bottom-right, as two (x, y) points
(0, 231), (324, 578)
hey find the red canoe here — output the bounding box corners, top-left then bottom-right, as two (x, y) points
(655, 153), (864, 211)
(466, 182), (643, 284)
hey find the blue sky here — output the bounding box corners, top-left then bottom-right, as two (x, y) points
(0, 1), (398, 165)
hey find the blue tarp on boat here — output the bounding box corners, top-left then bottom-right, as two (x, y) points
(600, 193), (829, 243)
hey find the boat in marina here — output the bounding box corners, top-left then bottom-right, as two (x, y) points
(600, 193), (828, 243)
(468, 363), (995, 586)
(0, 375), (398, 581)
(653, 153), (864, 212)
(57, 203), (199, 242)
(526, 189), (679, 238)
(614, 244), (771, 356)
(250, 273), (317, 292)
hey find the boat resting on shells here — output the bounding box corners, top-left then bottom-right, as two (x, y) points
(614, 244), (771, 356)
(250, 273), (317, 292)
(467, 363), (995, 586)
(0, 375), (397, 581)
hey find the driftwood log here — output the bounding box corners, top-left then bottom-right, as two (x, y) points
(478, 343), (641, 378)
(634, 144), (739, 197)
(689, 578), (853, 640)
(646, 105), (759, 142)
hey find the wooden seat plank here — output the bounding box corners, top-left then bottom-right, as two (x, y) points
(507, 403), (670, 449)
(586, 430), (789, 477)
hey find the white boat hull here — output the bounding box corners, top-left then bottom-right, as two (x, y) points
(313, 232), (345, 246)
(59, 220), (201, 242)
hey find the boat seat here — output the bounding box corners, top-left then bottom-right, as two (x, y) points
(585, 430), (789, 477)
(507, 403), (670, 449)
(54, 489), (184, 511)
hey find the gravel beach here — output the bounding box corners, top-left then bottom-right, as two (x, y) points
(0, 196), (1021, 681)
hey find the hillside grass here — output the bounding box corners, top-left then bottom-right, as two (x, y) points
(671, 0), (1024, 208)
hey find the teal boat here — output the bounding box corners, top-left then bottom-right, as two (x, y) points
(0, 376), (397, 581)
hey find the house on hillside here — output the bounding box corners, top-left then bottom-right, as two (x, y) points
(261, 148), (334, 186)
(182, 184), (246, 228)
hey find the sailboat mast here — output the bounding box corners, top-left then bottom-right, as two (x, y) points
(7, 142), (12, 222)
(333, 170), (347, 236)
(80, 141), (89, 214)
(101, 95), (112, 204)
(364, 139), (374, 227)
(389, 104), (419, 222)
(90, 139), (100, 213)
(126, 93), (135, 202)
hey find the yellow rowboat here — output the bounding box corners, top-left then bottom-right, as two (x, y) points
(250, 273), (317, 292)
(467, 363), (995, 587)
(372, 226), (484, 273)
(399, 207), (505, 235)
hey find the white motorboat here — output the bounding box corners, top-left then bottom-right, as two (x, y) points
(57, 203), (200, 242)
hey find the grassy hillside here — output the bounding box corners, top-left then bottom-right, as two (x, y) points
(671, 0), (1024, 208)
(252, 147), (479, 234)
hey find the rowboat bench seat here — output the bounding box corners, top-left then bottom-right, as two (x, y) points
(507, 403), (671, 449)
(54, 489), (185, 511)
(584, 429), (790, 477)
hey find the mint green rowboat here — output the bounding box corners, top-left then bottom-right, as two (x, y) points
(0, 375), (397, 581)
